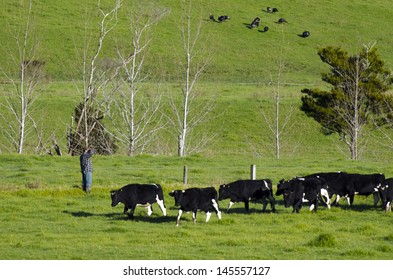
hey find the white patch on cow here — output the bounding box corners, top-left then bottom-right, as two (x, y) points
(386, 202), (391, 212)
(228, 201), (234, 210)
(309, 204), (315, 211)
(374, 188), (379, 192)
(176, 209), (183, 226)
(320, 188), (331, 209)
(297, 177), (305, 181)
(264, 180), (269, 190)
(147, 206), (153, 216)
(211, 199), (222, 220)
(205, 212), (212, 223)
(192, 212), (197, 223)
(155, 195), (167, 216)
(302, 193), (309, 203)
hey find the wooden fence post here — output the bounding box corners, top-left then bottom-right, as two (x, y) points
(250, 164), (256, 180)
(183, 165), (188, 185)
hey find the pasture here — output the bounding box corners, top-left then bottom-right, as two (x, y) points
(1, 0), (393, 261)
(1, 155), (393, 260)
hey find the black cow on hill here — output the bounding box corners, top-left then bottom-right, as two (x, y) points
(169, 187), (221, 226)
(300, 31), (310, 38)
(110, 183), (167, 219)
(249, 17), (260, 29)
(218, 15), (230, 22)
(219, 179), (276, 213)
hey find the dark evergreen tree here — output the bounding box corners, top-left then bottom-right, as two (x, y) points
(301, 45), (393, 159)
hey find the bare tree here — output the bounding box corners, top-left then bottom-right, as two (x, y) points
(102, 2), (169, 156)
(258, 29), (296, 159)
(67, 0), (121, 155)
(169, 0), (215, 157)
(0, 0), (45, 154)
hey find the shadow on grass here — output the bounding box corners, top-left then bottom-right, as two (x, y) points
(62, 210), (176, 224)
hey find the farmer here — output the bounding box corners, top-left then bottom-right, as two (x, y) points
(80, 148), (94, 194)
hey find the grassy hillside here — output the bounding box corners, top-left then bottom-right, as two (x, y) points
(1, 0), (393, 83)
(1, 0), (393, 158)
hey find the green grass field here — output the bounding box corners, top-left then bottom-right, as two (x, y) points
(1, 155), (393, 260)
(1, 0), (393, 260)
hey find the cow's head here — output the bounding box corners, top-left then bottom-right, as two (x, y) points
(110, 189), (122, 207)
(218, 184), (229, 201)
(276, 179), (291, 196)
(169, 190), (184, 206)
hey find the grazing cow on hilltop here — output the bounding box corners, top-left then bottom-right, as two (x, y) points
(169, 187), (221, 226)
(276, 177), (329, 213)
(110, 183), (166, 219)
(218, 15), (230, 22)
(380, 178), (393, 211)
(300, 31), (310, 38)
(219, 179), (276, 213)
(249, 17), (260, 29)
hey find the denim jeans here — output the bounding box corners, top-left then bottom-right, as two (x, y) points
(82, 171), (92, 193)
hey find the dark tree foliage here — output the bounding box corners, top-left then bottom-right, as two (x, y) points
(300, 45), (393, 159)
(67, 102), (117, 156)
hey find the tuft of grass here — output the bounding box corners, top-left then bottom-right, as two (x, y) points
(307, 233), (337, 247)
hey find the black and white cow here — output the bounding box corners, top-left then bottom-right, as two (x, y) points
(110, 183), (167, 219)
(249, 17), (260, 29)
(169, 187), (221, 226)
(276, 177), (328, 213)
(218, 15), (230, 22)
(346, 173), (385, 206)
(314, 173), (384, 206)
(380, 178), (393, 212)
(219, 179), (276, 213)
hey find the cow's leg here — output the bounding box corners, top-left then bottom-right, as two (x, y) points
(261, 197), (268, 212)
(211, 199), (222, 220)
(309, 203), (315, 211)
(176, 209), (183, 226)
(373, 192), (380, 207)
(226, 201), (234, 213)
(244, 200), (250, 212)
(123, 205), (129, 215)
(155, 195), (167, 216)
(386, 201), (391, 212)
(192, 211), (197, 224)
(348, 195), (354, 206)
(147, 206), (153, 216)
(128, 207), (135, 219)
(205, 211), (212, 223)
(321, 189), (330, 209)
(269, 196), (276, 212)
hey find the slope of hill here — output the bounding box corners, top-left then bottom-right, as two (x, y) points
(1, 0), (393, 160)
(1, 0), (393, 83)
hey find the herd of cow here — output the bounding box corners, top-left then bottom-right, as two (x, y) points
(110, 172), (393, 226)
